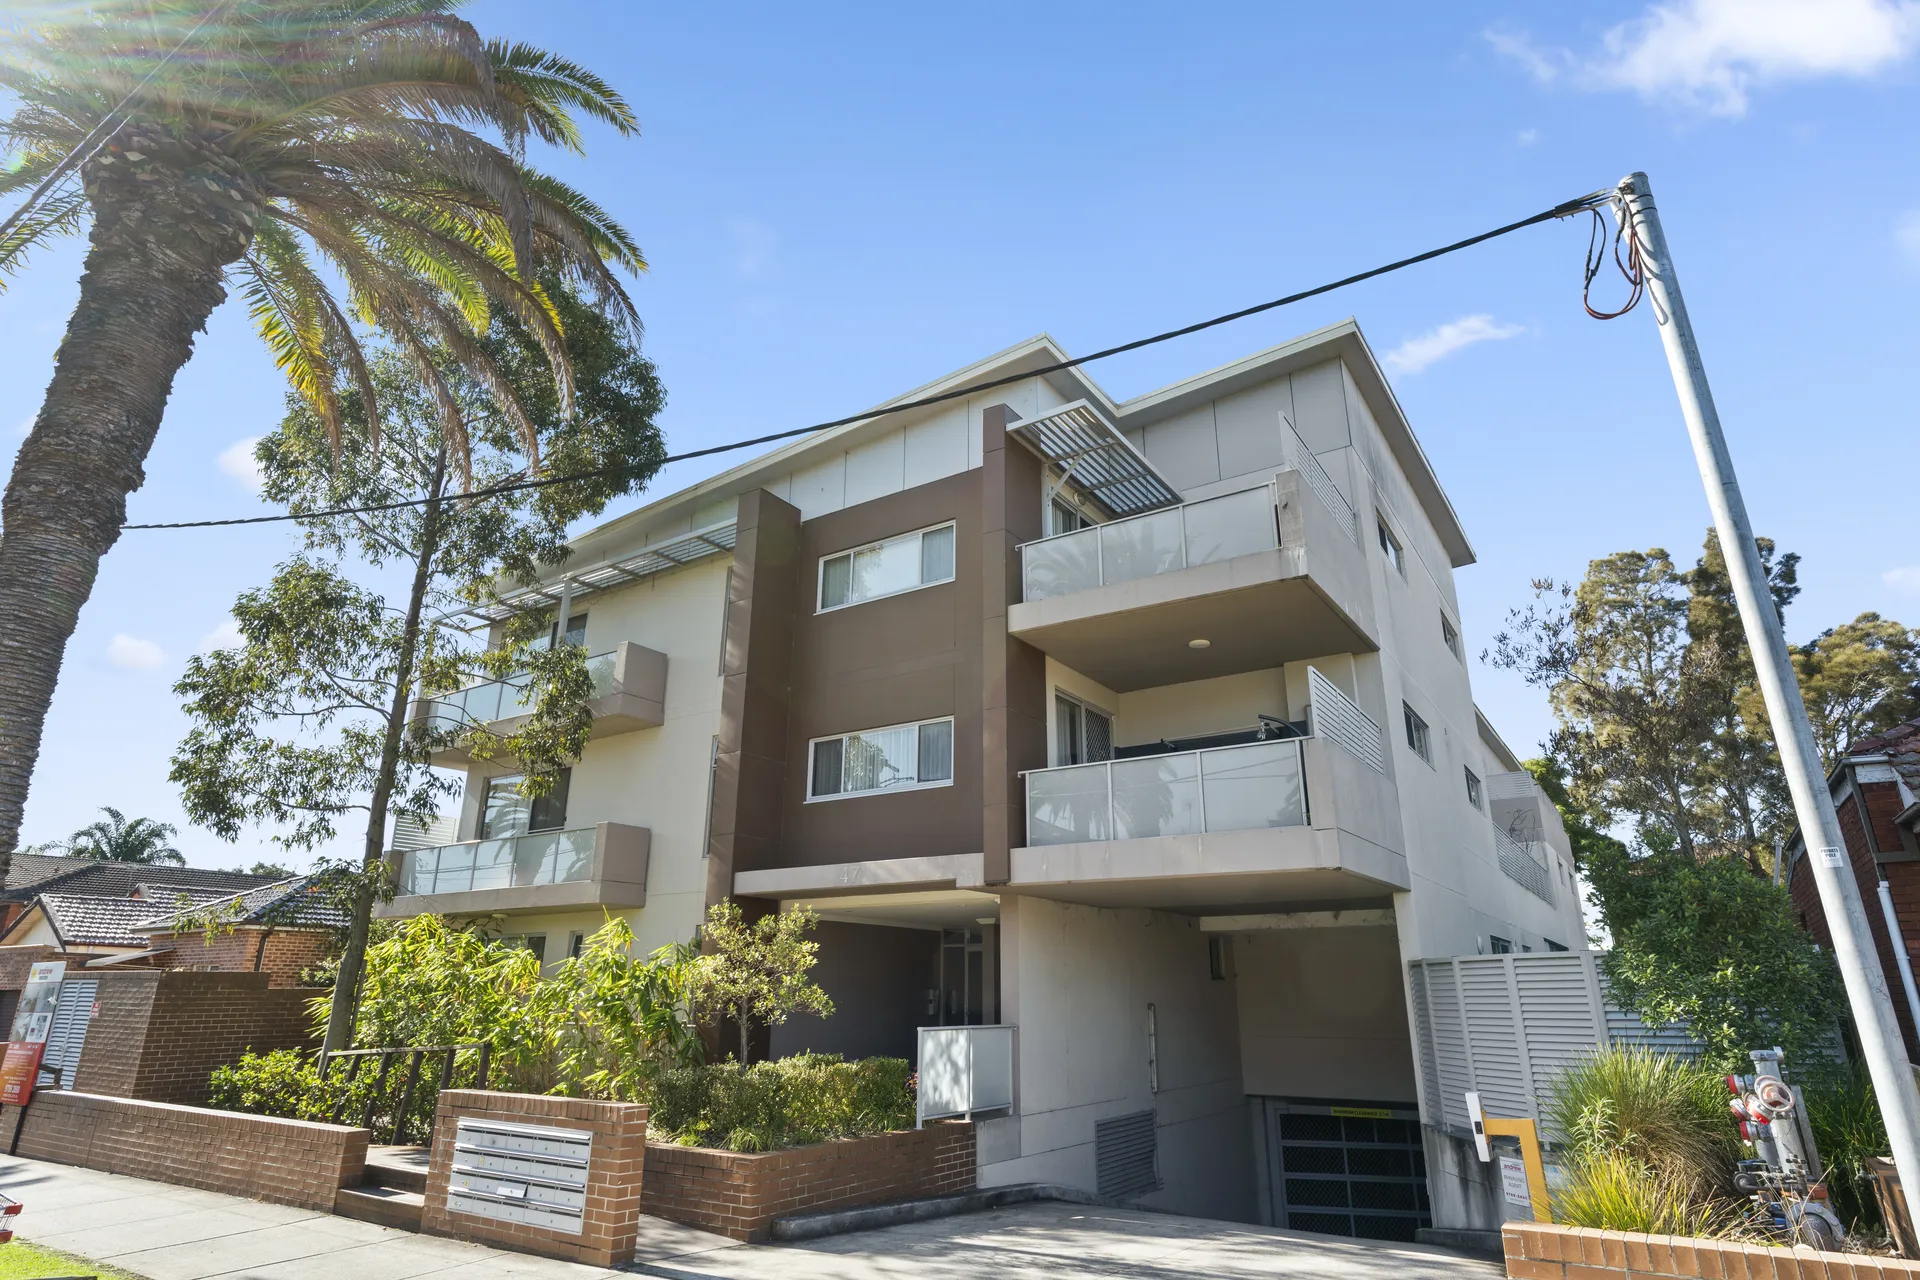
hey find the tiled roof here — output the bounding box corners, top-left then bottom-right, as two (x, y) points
(2, 853), (97, 892)
(1852, 718), (1920, 811)
(132, 877), (349, 934)
(0, 862), (276, 904)
(35, 895), (167, 948)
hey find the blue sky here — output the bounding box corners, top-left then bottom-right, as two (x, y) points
(5, 0), (1919, 868)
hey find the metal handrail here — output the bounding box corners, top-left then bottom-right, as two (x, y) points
(318, 1041), (491, 1143)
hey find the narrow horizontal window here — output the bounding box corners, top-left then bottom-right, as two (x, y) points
(818, 522), (957, 612)
(808, 717), (956, 800)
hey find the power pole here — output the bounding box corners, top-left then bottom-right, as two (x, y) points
(1615, 171), (1920, 1180)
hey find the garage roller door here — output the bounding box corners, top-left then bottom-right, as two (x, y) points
(1261, 1099), (1429, 1242)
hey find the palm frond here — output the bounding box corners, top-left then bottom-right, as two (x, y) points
(0, 182), (87, 287)
(487, 40), (638, 154)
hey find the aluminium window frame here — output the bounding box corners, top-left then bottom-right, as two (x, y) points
(1402, 702), (1433, 766)
(815, 519), (959, 614)
(1441, 612), (1462, 660)
(804, 715), (958, 803)
(1376, 514), (1406, 578)
(1464, 766), (1483, 810)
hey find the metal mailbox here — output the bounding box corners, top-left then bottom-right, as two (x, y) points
(447, 1116), (592, 1236)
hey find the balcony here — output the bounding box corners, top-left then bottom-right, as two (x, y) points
(414, 640), (668, 766)
(375, 820), (650, 918)
(1007, 464), (1376, 693)
(1011, 690), (1407, 912)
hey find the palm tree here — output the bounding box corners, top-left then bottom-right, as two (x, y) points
(57, 806), (186, 864)
(0, 0), (645, 878)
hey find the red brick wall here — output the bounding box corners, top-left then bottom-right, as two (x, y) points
(66, 969), (317, 1105)
(420, 1090), (649, 1269)
(643, 1121), (976, 1242)
(5, 1090), (367, 1211)
(1503, 1220), (1905, 1278)
(150, 928), (334, 989)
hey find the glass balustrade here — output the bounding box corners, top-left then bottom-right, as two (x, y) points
(1020, 484), (1278, 602)
(421, 650), (618, 730)
(396, 826), (598, 896)
(1024, 738), (1307, 847)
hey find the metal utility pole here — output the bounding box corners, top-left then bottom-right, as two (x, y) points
(1615, 171), (1920, 1181)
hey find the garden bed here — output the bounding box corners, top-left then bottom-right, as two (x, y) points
(642, 1120), (975, 1241)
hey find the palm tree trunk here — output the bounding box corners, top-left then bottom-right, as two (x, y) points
(0, 136), (258, 881)
(323, 446), (449, 1053)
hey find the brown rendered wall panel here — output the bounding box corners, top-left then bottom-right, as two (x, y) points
(980, 405), (1048, 886)
(706, 489), (803, 908)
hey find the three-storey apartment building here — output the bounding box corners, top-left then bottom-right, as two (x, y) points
(381, 319), (1584, 1238)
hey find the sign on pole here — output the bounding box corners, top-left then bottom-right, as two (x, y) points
(0, 961), (67, 1106)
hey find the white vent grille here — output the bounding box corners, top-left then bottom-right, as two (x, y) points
(1095, 1110), (1161, 1200)
(1282, 415), (1359, 544)
(1307, 667), (1385, 773)
(392, 813), (460, 852)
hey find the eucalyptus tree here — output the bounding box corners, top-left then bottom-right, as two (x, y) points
(0, 0), (644, 877)
(172, 284), (666, 1050)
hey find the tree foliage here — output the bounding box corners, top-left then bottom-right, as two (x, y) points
(687, 903), (835, 1065)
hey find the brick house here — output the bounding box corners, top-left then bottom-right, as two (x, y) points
(0, 860), (274, 935)
(1785, 717), (1920, 1058)
(128, 878), (347, 988)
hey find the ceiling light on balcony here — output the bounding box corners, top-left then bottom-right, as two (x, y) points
(1188, 638), (1211, 649)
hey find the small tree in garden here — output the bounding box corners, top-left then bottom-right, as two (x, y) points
(687, 903), (834, 1065)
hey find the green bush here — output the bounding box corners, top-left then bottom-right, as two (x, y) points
(646, 1053), (915, 1152)
(208, 1046), (487, 1138)
(1801, 1063), (1887, 1230)
(1546, 1047), (1737, 1197)
(1553, 1150), (1732, 1237)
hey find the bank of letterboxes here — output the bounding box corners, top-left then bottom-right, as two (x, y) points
(447, 1116), (593, 1235)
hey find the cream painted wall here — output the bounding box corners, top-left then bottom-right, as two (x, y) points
(983, 894), (1255, 1222)
(454, 554), (731, 961)
(1233, 925), (1418, 1102)
(1113, 669), (1289, 749)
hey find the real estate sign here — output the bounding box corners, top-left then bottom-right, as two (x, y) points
(0, 961), (67, 1106)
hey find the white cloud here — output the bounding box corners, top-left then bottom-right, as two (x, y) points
(106, 633), (166, 670)
(1489, 1), (1920, 117)
(199, 619), (244, 652)
(217, 436), (264, 493)
(1885, 565), (1920, 593)
(1383, 315), (1525, 376)
(1898, 211), (1920, 267)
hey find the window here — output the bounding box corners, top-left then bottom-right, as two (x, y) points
(1208, 936), (1232, 981)
(701, 736), (718, 859)
(1050, 497), (1089, 536)
(1376, 517), (1405, 576)
(818, 522), (956, 611)
(1054, 693), (1113, 766)
(1441, 613), (1461, 659)
(503, 934), (548, 962)
(1402, 704), (1431, 764)
(479, 769), (571, 837)
(1489, 935), (1513, 955)
(569, 931), (587, 959)
(1464, 767), (1483, 810)
(536, 612), (587, 650)
(808, 717), (955, 800)
(1545, 939), (1569, 953)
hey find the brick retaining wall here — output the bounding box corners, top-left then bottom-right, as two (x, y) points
(420, 1089), (650, 1268)
(643, 1121), (976, 1241)
(5, 1090), (367, 1211)
(71, 969), (315, 1105)
(1503, 1220), (1913, 1278)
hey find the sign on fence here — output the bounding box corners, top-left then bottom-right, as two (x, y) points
(0, 962), (66, 1106)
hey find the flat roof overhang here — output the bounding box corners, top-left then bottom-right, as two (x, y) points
(1007, 825), (1405, 915)
(1006, 548), (1377, 693)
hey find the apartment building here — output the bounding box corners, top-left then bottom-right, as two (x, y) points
(379, 318), (1585, 1238)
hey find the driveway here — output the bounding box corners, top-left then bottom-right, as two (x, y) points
(632, 1201), (1503, 1280)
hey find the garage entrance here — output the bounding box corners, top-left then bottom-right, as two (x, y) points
(1258, 1098), (1431, 1242)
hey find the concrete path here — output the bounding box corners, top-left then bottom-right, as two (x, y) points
(633, 1201), (1504, 1279)
(0, 1155), (741, 1279)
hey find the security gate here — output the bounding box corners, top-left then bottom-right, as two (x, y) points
(1259, 1098), (1429, 1242)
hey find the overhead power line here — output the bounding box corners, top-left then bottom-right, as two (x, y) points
(122, 186), (1615, 532)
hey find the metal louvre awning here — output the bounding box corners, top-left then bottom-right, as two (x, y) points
(450, 518), (738, 627)
(1008, 400), (1182, 517)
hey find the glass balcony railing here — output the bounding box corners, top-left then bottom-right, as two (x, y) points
(1023, 738), (1308, 847)
(1019, 484), (1278, 603)
(420, 650), (618, 729)
(396, 826), (597, 896)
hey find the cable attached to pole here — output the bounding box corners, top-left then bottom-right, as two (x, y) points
(121, 186), (1615, 532)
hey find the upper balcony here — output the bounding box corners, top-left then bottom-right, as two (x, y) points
(1009, 670), (1407, 912)
(375, 820), (650, 918)
(414, 640), (668, 766)
(1007, 450), (1377, 692)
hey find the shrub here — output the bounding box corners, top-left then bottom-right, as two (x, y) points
(208, 1045), (488, 1138)
(646, 1053), (915, 1152)
(1546, 1047), (1737, 1197)
(1553, 1150), (1733, 1237)
(1801, 1063), (1887, 1230)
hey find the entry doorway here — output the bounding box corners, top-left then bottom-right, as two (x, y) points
(937, 923), (997, 1025)
(1256, 1098), (1430, 1242)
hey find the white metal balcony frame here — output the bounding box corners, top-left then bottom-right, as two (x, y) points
(1017, 481), (1281, 604)
(1021, 736), (1311, 848)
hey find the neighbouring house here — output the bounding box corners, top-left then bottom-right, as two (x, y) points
(126, 877), (347, 987)
(0, 865), (282, 965)
(0, 894), (175, 959)
(0, 860), (275, 929)
(0, 853), (99, 930)
(1785, 716), (1920, 1059)
(384, 321), (1585, 1240)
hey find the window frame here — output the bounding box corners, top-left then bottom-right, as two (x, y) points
(478, 768), (571, 838)
(1376, 515), (1406, 578)
(1053, 690), (1114, 767)
(805, 715), (957, 803)
(1464, 766), (1483, 810)
(1489, 935), (1513, 955)
(1402, 703), (1432, 765)
(1441, 613), (1462, 660)
(815, 520), (958, 614)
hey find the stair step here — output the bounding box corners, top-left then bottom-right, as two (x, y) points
(335, 1185), (424, 1232)
(364, 1145), (432, 1194)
